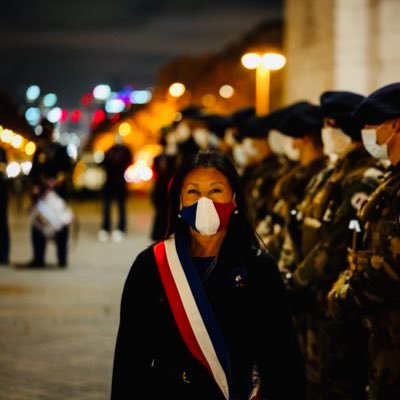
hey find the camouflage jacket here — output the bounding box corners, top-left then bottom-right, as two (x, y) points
(292, 145), (385, 296)
(258, 156), (328, 261)
(347, 163), (400, 309)
(241, 154), (292, 227)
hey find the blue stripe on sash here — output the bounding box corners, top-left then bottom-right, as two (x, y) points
(174, 232), (231, 390)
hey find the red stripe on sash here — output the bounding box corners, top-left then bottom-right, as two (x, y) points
(153, 242), (212, 375)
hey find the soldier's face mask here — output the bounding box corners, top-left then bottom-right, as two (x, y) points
(179, 196), (236, 236)
(322, 127), (352, 159)
(192, 128), (210, 149)
(361, 128), (395, 160)
(175, 122), (191, 142)
(232, 145), (248, 167)
(242, 138), (258, 157)
(268, 129), (300, 161)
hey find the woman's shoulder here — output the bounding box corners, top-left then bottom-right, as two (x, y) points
(126, 244), (158, 277)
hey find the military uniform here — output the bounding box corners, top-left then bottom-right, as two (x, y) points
(329, 164), (400, 400)
(291, 144), (384, 399)
(259, 156), (328, 262)
(241, 153), (291, 227)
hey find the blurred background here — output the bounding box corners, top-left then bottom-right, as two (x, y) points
(1, 0), (400, 398)
(1, 0), (399, 199)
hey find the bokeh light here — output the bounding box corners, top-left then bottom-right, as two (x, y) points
(168, 82), (186, 97)
(219, 85), (235, 98)
(43, 93), (58, 107)
(26, 85), (41, 102)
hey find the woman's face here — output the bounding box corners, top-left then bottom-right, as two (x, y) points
(181, 167), (234, 207)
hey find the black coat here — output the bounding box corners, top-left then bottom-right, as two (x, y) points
(111, 238), (305, 400)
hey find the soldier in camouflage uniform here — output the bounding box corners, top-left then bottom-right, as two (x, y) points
(234, 113), (292, 229)
(285, 92), (385, 399)
(328, 83), (400, 400)
(258, 102), (328, 262)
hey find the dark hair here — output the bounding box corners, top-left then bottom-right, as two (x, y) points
(165, 149), (261, 250)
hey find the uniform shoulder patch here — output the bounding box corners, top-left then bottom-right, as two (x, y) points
(363, 167), (384, 181)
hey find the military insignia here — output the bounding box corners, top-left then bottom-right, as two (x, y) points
(230, 267), (247, 289)
(351, 192), (369, 211)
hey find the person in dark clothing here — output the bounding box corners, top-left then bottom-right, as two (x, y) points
(111, 150), (306, 400)
(150, 126), (178, 241)
(0, 146), (10, 265)
(27, 118), (73, 268)
(98, 134), (132, 242)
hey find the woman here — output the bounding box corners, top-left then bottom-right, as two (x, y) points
(111, 150), (305, 400)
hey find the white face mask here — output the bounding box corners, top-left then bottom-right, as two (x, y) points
(268, 129), (300, 161)
(193, 128), (209, 149)
(179, 197), (235, 236)
(232, 145), (248, 167)
(175, 122), (191, 142)
(242, 138), (258, 157)
(322, 127), (352, 158)
(361, 128), (393, 160)
(224, 128), (236, 147)
(208, 133), (220, 148)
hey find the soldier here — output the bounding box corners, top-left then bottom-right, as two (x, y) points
(226, 106), (256, 171)
(328, 83), (400, 400)
(286, 91), (385, 399)
(174, 105), (204, 162)
(234, 112), (292, 229)
(150, 126), (179, 241)
(257, 101), (327, 261)
(195, 113), (231, 152)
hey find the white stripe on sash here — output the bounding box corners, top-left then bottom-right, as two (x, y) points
(164, 237), (230, 399)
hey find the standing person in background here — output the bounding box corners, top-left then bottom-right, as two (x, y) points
(111, 150), (305, 400)
(0, 145), (10, 265)
(26, 118), (73, 268)
(234, 113), (291, 228)
(98, 134), (133, 243)
(150, 126), (178, 242)
(328, 83), (400, 400)
(284, 92), (384, 400)
(174, 105), (204, 163)
(259, 101), (327, 264)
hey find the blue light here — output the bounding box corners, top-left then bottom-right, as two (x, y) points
(131, 90), (152, 104)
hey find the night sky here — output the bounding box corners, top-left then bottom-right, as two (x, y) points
(0, 0), (282, 107)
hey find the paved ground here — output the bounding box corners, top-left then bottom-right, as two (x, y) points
(0, 193), (154, 400)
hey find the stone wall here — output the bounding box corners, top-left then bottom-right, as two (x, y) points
(284, 0), (400, 103)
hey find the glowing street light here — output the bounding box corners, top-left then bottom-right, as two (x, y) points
(168, 82), (186, 98)
(241, 52), (286, 115)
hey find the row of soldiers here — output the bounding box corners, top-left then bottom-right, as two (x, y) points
(150, 82), (400, 399)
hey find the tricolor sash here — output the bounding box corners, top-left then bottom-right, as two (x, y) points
(153, 234), (231, 399)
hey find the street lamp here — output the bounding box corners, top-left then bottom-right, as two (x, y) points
(168, 82), (186, 98)
(241, 52), (286, 116)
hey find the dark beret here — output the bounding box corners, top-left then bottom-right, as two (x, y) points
(320, 91), (365, 140)
(199, 114), (231, 138)
(227, 107), (255, 129)
(236, 115), (269, 140)
(320, 91), (364, 119)
(275, 101), (323, 138)
(178, 105), (204, 119)
(352, 82), (400, 125)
